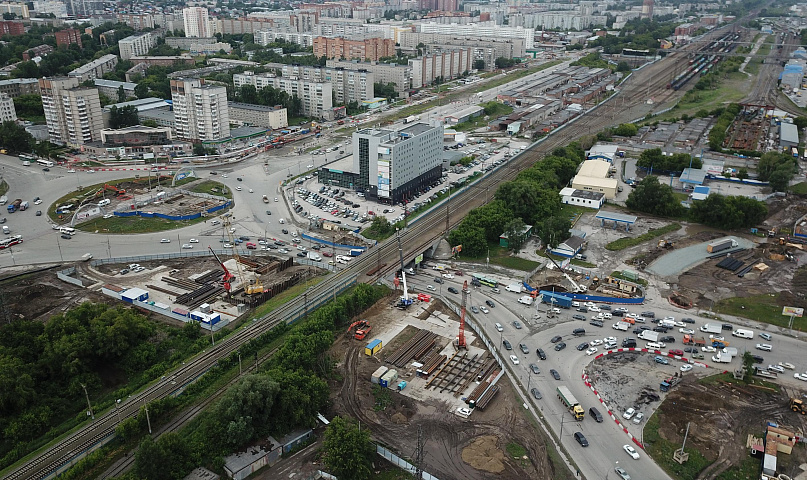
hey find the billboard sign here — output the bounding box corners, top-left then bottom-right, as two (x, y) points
(782, 306), (804, 317)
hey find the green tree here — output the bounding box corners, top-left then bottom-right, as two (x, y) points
(373, 82), (398, 100)
(612, 123), (638, 137)
(0, 121), (33, 153)
(495, 180), (560, 225)
(742, 351), (755, 382)
(625, 175), (684, 217)
(134, 83), (150, 99)
(616, 61), (631, 72)
(322, 416), (375, 480)
(502, 217), (527, 252)
(108, 105), (139, 129)
(794, 116), (807, 130)
(448, 223), (486, 256)
(214, 374), (280, 447)
(737, 167), (749, 180)
(473, 59), (485, 70)
(134, 433), (195, 480)
(769, 168), (792, 192)
(538, 215), (572, 249)
(13, 94), (43, 121)
(193, 144), (207, 156)
(117, 85), (126, 102)
(494, 57), (517, 69)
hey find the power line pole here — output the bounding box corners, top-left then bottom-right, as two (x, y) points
(81, 383), (94, 420)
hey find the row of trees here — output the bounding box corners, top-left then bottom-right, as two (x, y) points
(708, 103), (742, 151)
(637, 148), (703, 174)
(448, 145), (584, 256)
(132, 284), (387, 480)
(233, 83), (304, 117)
(757, 152), (799, 192)
(589, 18), (677, 54)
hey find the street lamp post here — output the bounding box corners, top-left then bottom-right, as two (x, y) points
(81, 383), (94, 420)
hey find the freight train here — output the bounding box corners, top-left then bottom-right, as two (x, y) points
(667, 32), (740, 90)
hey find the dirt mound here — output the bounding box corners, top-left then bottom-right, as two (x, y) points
(390, 412), (408, 424)
(461, 435), (506, 474)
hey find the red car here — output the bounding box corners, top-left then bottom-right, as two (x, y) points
(322, 252), (333, 257)
(668, 349), (684, 356)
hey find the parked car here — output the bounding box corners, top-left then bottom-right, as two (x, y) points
(574, 432), (589, 447)
(622, 407), (636, 420)
(503, 339), (512, 350)
(529, 363), (540, 374)
(550, 369), (561, 380)
(536, 348), (547, 360)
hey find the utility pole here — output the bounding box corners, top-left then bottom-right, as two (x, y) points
(143, 399), (152, 434)
(238, 352), (242, 376)
(81, 383), (94, 420)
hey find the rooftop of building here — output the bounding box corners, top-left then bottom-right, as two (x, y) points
(101, 125), (171, 133)
(228, 102), (285, 112)
(94, 78), (137, 89)
(577, 159), (611, 178)
(400, 122), (436, 136)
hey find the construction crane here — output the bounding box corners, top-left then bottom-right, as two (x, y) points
(456, 280), (468, 349)
(208, 246), (235, 293)
(545, 253), (587, 293)
(395, 228), (413, 309)
(222, 219), (265, 295)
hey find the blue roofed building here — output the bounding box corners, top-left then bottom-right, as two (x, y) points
(780, 63), (804, 90)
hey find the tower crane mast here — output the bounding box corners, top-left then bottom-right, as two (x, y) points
(457, 280), (468, 349)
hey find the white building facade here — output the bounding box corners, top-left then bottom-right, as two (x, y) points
(170, 79), (230, 141)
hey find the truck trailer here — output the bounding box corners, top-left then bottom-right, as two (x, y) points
(540, 291), (573, 308)
(707, 238), (738, 253)
(700, 324), (722, 334)
(556, 386), (585, 420)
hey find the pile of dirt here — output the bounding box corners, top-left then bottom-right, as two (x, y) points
(460, 436), (507, 474)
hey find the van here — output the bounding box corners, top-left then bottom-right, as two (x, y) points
(59, 227), (76, 236)
(98, 199), (111, 206)
(732, 328), (754, 339)
(505, 283), (522, 293)
(1, 225), (8, 234)
(572, 328), (586, 336)
(589, 407), (604, 423)
(646, 342), (664, 350)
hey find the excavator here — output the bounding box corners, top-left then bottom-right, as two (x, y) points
(208, 246), (235, 293)
(95, 184), (126, 197)
(790, 398), (807, 415)
(347, 320), (372, 340)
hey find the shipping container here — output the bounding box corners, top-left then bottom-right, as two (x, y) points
(365, 339), (382, 356)
(379, 369), (398, 388)
(371, 366), (388, 384)
(706, 238), (737, 253)
(172, 307), (190, 317)
(397, 381), (407, 391)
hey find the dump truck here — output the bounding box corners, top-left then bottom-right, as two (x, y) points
(707, 238), (738, 253)
(556, 386), (585, 420)
(790, 398), (807, 415)
(700, 324), (722, 334)
(683, 334), (706, 346)
(7, 198), (21, 213)
(660, 373), (682, 392)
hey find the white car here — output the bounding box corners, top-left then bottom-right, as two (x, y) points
(622, 407), (636, 420)
(236, 186), (242, 191)
(229, 228), (236, 233)
(623, 445), (640, 460)
(223, 243), (234, 248)
(307, 164), (314, 168)
(442, 273), (454, 279)
(680, 364), (693, 372)
(427, 285), (436, 291)
(662, 316), (675, 322)
(509, 354), (520, 365)
(34, 199), (42, 205)
(625, 313), (638, 319)
(756, 343), (773, 352)
(702, 346), (716, 353)
(221, 174), (228, 178)
(67, 169), (76, 173)
(249, 189), (253, 193)
(632, 412), (644, 424)
(181, 244), (193, 249)
(160, 238), (170, 243)
(274, 197), (278, 202)
(779, 362), (795, 370)
(480, 306), (489, 314)
(679, 328), (694, 334)
(103, 214), (114, 219)
(589, 339), (603, 346)
(589, 306), (600, 312)
(87, 169), (95, 173)
(768, 365), (785, 374)
(189, 238), (199, 243)
(296, 245), (306, 251)
(709, 335), (724, 341)
(604, 336), (617, 344)
(586, 347), (598, 356)
(674, 321), (685, 327)
(278, 248), (289, 254)
(795, 373), (807, 382)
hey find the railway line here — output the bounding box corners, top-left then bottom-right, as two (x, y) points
(4, 31), (730, 480)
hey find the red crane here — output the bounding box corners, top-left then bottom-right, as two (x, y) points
(458, 280), (468, 349)
(208, 246), (235, 293)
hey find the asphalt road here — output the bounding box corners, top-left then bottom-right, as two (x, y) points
(408, 269), (807, 480)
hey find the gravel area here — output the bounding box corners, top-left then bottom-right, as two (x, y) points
(645, 235), (755, 278)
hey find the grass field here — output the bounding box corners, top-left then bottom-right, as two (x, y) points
(745, 37), (771, 76)
(643, 410), (712, 479)
(790, 182), (807, 194)
(659, 71), (750, 121)
(714, 293), (806, 329)
(189, 180), (232, 199)
(77, 214), (209, 234)
(605, 223), (682, 251)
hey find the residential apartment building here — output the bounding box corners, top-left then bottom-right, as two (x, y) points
(0, 3), (28, 18)
(227, 103), (288, 129)
(39, 77), (103, 146)
(216, 17), (288, 35)
(170, 78), (230, 141)
(319, 123), (443, 203)
(326, 59), (412, 95)
(313, 36), (395, 61)
(190, 42), (233, 55)
(0, 21), (24, 35)
(118, 33), (156, 61)
(22, 44), (53, 61)
(399, 32), (526, 68)
(0, 93), (16, 122)
(256, 29), (314, 48)
(117, 13), (155, 30)
(417, 22), (535, 49)
(518, 12), (607, 31)
(233, 71), (335, 120)
(0, 78), (40, 97)
(183, 7), (212, 38)
(129, 55), (195, 67)
(93, 79), (136, 99)
(68, 54), (118, 82)
(32, 0), (66, 17)
(165, 36), (217, 49)
(410, 48), (473, 87)
(280, 64), (374, 105)
(54, 28), (82, 47)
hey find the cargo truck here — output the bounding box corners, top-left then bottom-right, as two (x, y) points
(700, 324), (722, 334)
(712, 352), (732, 363)
(638, 330), (659, 342)
(7, 199), (21, 213)
(556, 386), (585, 420)
(722, 347), (738, 357)
(683, 334), (706, 346)
(707, 238), (738, 253)
(660, 374), (682, 392)
(19, 201), (28, 211)
(349, 248), (363, 256)
(612, 321), (630, 331)
(541, 291), (573, 308)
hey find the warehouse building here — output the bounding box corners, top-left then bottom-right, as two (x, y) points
(571, 159), (618, 200)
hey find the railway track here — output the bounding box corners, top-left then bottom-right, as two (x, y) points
(4, 39), (711, 480)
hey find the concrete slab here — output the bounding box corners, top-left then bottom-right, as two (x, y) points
(645, 235), (756, 278)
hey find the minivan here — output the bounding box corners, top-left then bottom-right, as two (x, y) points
(589, 407), (604, 423)
(572, 328), (586, 336)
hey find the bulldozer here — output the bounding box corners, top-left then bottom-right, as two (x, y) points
(658, 239), (675, 249)
(790, 398), (807, 415)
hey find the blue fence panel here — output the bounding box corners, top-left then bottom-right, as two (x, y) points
(300, 232), (372, 250)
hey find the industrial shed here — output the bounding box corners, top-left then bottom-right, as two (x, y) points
(571, 159), (618, 199)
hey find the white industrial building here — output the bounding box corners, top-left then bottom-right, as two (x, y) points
(559, 187), (605, 209)
(417, 21), (535, 49)
(571, 159), (618, 200)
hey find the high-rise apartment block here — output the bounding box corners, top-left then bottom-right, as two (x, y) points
(170, 79), (230, 141)
(409, 48), (473, 87)
(326, 59), (412, 96)
(0, 94), (17, 122)
(280, 64), (374, 106)
(117, 13), (155, 30)
(55, 28), (82, 47)
(319, 123), (443, 203)
(0, 21), (24, 36)
(0, 3), (28, 18)
(118, 33), (156, 60)
(39, 77), (103, 147)
(313, 36), (395, 61)
(183, 7), (212, 38)
(233, 72), (335, 120)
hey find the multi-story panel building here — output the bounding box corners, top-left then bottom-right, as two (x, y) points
(170, 78), (230, 141)
(0, 93), (16, 122)
(518, 12), (607, 31)
(0, 78), (40, 97)
(313, 36), (395, 61)
(399, 32), (525, 68)
(118, 33), (156, 61)
(0, 3), (28, 18)
(165, 36), (217, 49)
(116, 13), (155, 30)
(68, 54), (118, 83)
(39, 77), (103, 146)
(417, 22), (535, 49)
(93, 79), (136, 99)
(255, 29), (314, 48)
(326, 59), (412, 95)
(233, 72), (335, 120)
(280, 64), (373, 105)
(227, 103), (288, 129)
(32, 0), (66, 17)
(409, 48), (473, 87)
(216, 17), (288, 35)
(183, 7), (211, 38)
(0, 21), (24, 35)
(319, 123), (443, 203)
(54, 28), (82, 47)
